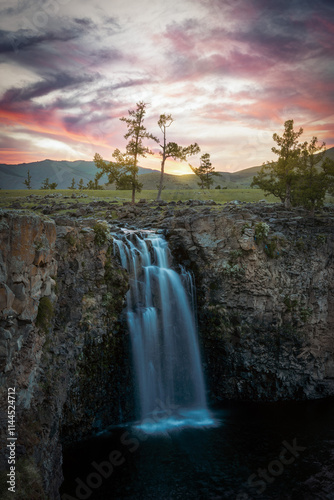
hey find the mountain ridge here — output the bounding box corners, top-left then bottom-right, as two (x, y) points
(1, 147), (333, 190)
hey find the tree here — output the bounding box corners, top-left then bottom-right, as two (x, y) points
(251, 120), (303, 208)
(86, 176), (103, 190)
(23, 169), (32, 189)
(323, 156), (334, 196)
(40, 178), (57, 189)
(156, 113), (200, 200)
(68, 178), (76, 189)
(121, 102), (158, 203)
(190, 153), (214, 189)
(78, 178), (84, 190)
(94, 149), (143, 193)
(40, 178), (50, 189)
(293, 138), (334, 213)
(293, 138), (326, 214)
(95, 102), (157, 204)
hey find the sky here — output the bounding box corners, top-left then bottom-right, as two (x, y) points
(0, 0), (333, 174)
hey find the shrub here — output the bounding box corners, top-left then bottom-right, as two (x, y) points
(36, 297), (54, 333)
(228, 249), (243, 265)
(254, 221), (270, 242)
(283, 295), (299, 312)
(64, 232), (77, 247)
(241, 223), (251, 234)
(93, 222), (109, 247)
(264, 237), (279, 258)
(299, 307), (313, 323)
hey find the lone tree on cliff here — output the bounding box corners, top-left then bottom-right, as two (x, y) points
(251, 120), (303, 209)
(156, 113), (200, 200)
(95, 102), (158, 204)
(190, 153), (214, 189)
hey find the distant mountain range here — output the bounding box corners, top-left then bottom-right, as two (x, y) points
(1, 147), (333, 190)
(0, 159), (159, 190)
(0, 158), (263, 190)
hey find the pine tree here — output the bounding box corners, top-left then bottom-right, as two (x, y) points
(293, 138), (333, 213)
(68, 178), (76, 189)
(23, 169), (32, 189)
(94, 102), (157, 204)
(190, 153), (214, 189)
(40, 178), (50, 189)
(251, 120), (303, 208)
(156, 113), (200, 200)
(78, 178), (84, 190)
(120, 102), (158, 204)
(200, 153), (214, 189)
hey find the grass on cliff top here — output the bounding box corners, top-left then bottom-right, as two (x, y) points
(0, 188), (278, 206)
(1, 189), (333, 214)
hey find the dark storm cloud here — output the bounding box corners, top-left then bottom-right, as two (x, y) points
(0, 28), (79, 55)
(0, 13), (97, 56)
(0, 73), (97, 106)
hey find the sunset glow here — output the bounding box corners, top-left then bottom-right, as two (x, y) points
(0, 0), (333, 173)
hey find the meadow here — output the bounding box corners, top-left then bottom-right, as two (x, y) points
(0, 188), (277, 207)
(1, 189), (333, 216)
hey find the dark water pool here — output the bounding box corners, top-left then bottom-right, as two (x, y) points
(60, 399), (334, 500)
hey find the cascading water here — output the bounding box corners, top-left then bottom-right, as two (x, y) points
(113, 230), (214, 433)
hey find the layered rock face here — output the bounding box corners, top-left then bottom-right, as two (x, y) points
(0, 211), (57, 376)
(0, 211), (130, 499)
(0, 210), (58, 497)
(166, 203), (334, 402)
(0, 204), (333, 499)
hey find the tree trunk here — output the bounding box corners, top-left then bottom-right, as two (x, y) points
(157, 157), (165, 201)
(131, 170), (136, 205)
(157, 126), (167, 201)
(284, 183), (291, 209)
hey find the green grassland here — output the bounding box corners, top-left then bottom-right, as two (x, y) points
(124, 169), (260, 190)
(1, 189), (333, 217)
(0, 188), (277, 208)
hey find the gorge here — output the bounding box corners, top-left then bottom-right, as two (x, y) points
(0, 201), (333, 499)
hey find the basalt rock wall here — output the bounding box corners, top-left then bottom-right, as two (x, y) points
(165, 203), (334, 403)
(0, 211), (131, 499)
(0, 203), (333, 498)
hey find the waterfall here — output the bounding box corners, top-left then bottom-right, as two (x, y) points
(113, 230), (214, 432)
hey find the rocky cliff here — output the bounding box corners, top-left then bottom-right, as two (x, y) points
(0, 210), (130, 499)
(165, 202), (334, 402)
(0, 202), (333, 499)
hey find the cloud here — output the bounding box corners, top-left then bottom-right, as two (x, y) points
(0, 72), (97, 105)
(0, 0), (333, 169)
(0, 28), (72, 55)
(0, 0), (36, 19)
